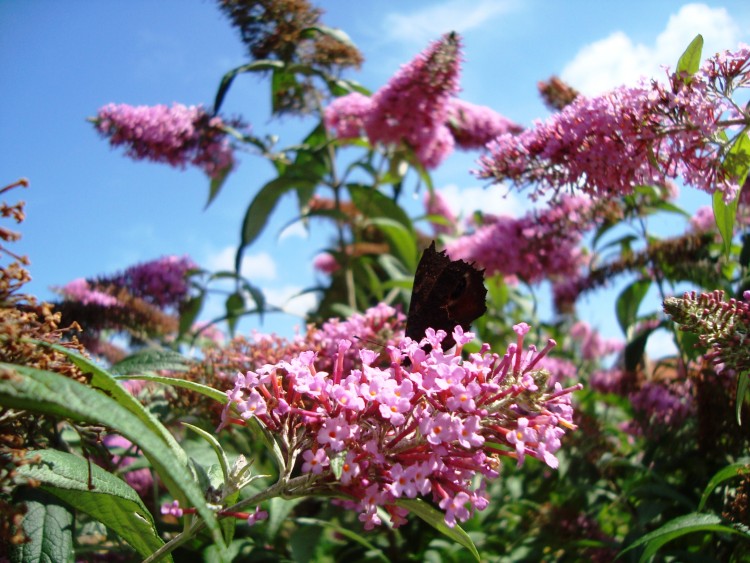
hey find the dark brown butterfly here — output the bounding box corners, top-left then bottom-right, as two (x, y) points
(405, 241), (487, 351)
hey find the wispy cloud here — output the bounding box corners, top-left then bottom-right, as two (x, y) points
(561, 3), (741, 95)
(263, 285), (318, 318)
(381, 0), (515, 45)
(204, 246), (277, 281)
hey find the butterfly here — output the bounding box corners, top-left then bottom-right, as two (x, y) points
(405, 241), (487, 351)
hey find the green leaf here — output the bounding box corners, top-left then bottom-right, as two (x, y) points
(367, 217), (418, 272)
(115, 373), (227, 404)
(37, 343), (184, 455)
(271, 67), (301, 114)
(676, 34), (704, 76)
(699, 457), (750, 511)
(225, 291), (245, 336)
(0, 363), (227, 554)
(295, 517), (389, 563)
(183, 423), (231, 485)
(713, 189), (739, 256)
(17, 449), (166, 560)
(615, 279), (651, 336)
(395, 498), (479, 562)
(624, 326), (654, 372)
(724, 131), (750, 187)
(179, 292), (204, 338)
(266, 497), (304, 541)
(13, 488), (74, 563)
(110, 348), (189, 375)
(205, 163), (232, 209)
(737, 370), (750, 425)
(620, 513), (750, 561)
(213, 60), (284, 114)
(347, 183), (414, 232)
(237, 175), (317, 267)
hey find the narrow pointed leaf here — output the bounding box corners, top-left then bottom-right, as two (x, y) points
(621, 513), (750, 561)
(713, 189), (738, 256)
(699, 457), (750, 511)
(395, 498), (479, 561)
(114, 373), (227, 404)
(110, 348), (189, 375)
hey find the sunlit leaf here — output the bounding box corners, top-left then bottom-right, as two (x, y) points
(12, 488), (74, 563)
(396, 498), (480, 561)
(110, 348), (189, 375)
(676, 34), (704, 76)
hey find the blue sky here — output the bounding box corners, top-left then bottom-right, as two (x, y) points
(2, 1), (749, 342)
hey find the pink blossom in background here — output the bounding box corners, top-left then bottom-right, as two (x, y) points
(446, 195), (593, 284)
(536, 355), (578, 387)
(570, 321), (624, 361)
(478, 47), (750, 202)
(112, 255), (197, 309)
(313, 252), (340, 274)
(423, 189), (457, 235)
(103, 434), (154, 498)
(446, 98), (522, 149)
(363, 32), (461, 165)
(59, 278), (119, 307)
(95, 103), (237, 178)
(627, 380), (695, 435)
(323, 92), (372, 139)
(689, 205), (716, 232)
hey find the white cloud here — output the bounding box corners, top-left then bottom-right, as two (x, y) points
(645, 328), (679, 359)
(204, 246), (277, 281)
(263, 286), (319, 318)
(437, 183), (526, 219)
(382, 0), (515, 45)
(562, 3), (740, 95)
(278, 221), (309, 241)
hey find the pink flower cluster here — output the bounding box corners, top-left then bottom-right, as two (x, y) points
(59, 278), (119, 307)
(570, 321), (623, 361)
(323, 34), (519, 168)
(446, 98), (523, 149)
(478, 45), (750, 202)
(219, 319), (579, 529)
(446, 195), (593, 284)
(95, 103), (236, 178)
(423, 190), (457, 235)
(627, 380), (695, 436)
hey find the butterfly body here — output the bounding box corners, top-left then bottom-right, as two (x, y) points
(405, 241), (487, 351)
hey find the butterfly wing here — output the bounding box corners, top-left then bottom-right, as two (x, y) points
(405, 241), (487, 351)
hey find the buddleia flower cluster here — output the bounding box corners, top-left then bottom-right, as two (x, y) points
(218, 321), (580, 529)
(664, 289), (750, 378)
(478, 44), (750, 202)
(93, 103), (238, 178)
(324, 33), (520, 168)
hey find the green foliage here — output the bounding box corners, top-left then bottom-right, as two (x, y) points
(6, 12), (750, 563)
